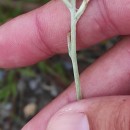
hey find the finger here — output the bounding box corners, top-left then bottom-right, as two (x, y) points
(47, 96), (130, 130)
(0, 0), (130, 68)
(22, 37), (130, 130)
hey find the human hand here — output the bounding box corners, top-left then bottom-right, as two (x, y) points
(0, 0), (130, 130)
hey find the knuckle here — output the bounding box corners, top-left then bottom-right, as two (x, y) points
(87, 97), (130, 130)
(96, 0), (119, 36)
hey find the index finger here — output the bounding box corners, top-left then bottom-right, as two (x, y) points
(0, 0), (129, 68)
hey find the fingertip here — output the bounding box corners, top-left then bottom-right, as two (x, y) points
(46, 104), (90, 130)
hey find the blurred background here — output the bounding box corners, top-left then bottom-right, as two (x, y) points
(0, 0), (119, 130)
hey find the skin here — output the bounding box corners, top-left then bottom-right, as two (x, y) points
(0, 0), (130, 129)
(47, 96), (130, 130)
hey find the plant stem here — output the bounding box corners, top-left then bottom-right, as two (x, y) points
(62, 0), (89, 100)
(70, 0), (82, 100)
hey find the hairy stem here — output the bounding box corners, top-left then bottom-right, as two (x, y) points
(62, 0), (89, 100)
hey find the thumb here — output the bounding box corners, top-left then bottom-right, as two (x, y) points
(46, 110), (90, 130)
(46, 96), (130, 130)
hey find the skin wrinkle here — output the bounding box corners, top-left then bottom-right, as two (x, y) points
(104, 0), (130, 35)
(97, 0), (119, 37)
(85, 97), (130, 130)
(0, 13), (49, 67)
(109, 99), (129, 130)
(87, 105), (100, 130)
(102, 0), (120, 34)
(75, 0), (124, 51)
(93, 99), (109, 130)
(77, 1), (110, 48)
(35, 10), (54, 57)
(121, 100), (130, 130)
(112, 101), (122, 130)
(36, 1), (70, 54)
(96, 0), (114, 38)
(76, 0), (91, 49)
(118, 100), (130, 130)
(93, 18), (109, 40)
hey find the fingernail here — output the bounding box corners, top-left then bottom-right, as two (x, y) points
(47, 112), (90, 130)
